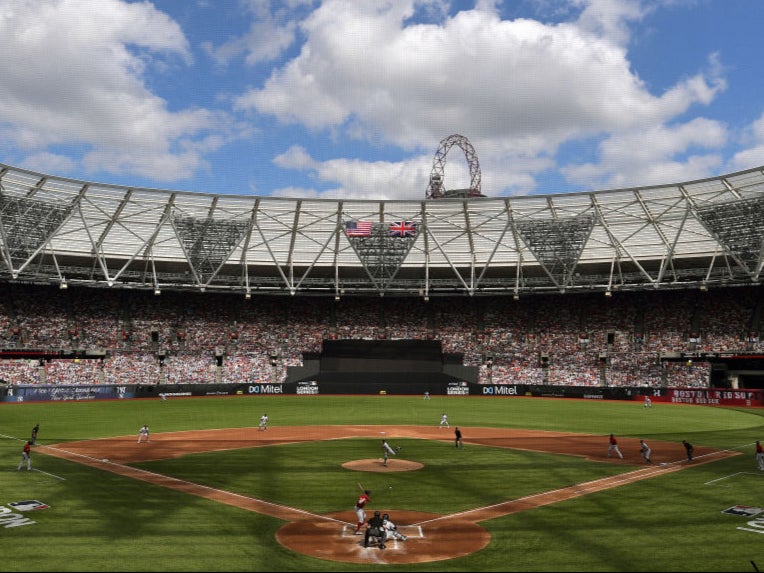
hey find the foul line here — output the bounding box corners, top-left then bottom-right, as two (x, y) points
(31, 467), (66, 481)
(706, 471), (764, 486)
(411, 453), (735, 527)
(36, 443), (346, 525)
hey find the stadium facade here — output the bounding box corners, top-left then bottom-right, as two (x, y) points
(1, 161), (763, 299)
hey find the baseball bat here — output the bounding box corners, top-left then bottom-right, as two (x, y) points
(358, 482), (365, 492)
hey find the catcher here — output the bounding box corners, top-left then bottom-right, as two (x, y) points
(382, 513), (408, 541)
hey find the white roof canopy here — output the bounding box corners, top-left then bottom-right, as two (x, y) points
(1, 162), (763, 298)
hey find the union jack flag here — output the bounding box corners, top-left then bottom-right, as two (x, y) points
(389, 220), (418, 237)
(345, 220), (373, 237)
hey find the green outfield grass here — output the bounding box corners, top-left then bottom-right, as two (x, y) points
(1, 395), (763, 572)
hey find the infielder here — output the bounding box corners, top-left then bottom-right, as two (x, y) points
(607, 434), (624, 459)
(439, 413), (450, 429)
(137, 424), (150, 444)
(17, 440), (32, 471)
(258, 413), (269, 431)
(639, 439), (652, 463)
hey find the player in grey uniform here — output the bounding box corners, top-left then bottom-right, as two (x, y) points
(137, 424), (150, 443)
(381, 513), (407, 541)
(640, 439), (652, 463)
(382, 439), (397, 466)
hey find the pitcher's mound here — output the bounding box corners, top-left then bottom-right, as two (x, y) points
(342, 458), (424, 472)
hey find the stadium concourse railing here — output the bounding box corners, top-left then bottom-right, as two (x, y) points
(1, 380), (762, 407)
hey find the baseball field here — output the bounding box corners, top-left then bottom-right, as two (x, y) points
(1, 394), (763, 572)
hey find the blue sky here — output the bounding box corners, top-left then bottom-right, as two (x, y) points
(1, 0), (763, 200)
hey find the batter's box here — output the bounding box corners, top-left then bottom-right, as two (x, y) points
(396, 525), (423, 539)
(341, 524), (423, 539)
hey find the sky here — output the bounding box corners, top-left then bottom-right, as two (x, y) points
(1, 0), (763, 201)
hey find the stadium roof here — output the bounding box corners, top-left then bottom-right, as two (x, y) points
(1, 161), (764, 298)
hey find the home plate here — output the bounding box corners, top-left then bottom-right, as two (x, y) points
(380, 431), (386, 434)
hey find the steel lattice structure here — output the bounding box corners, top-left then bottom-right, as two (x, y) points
(1, 161), (764, 299)
(426, 134), (483, 199)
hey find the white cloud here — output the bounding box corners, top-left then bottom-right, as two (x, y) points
(562, 117), (727, 189)
(273, 144), (432, 200)
(0, 0), (751, 198)
(727, 111), (764, 174)
(234, 0), (730, 197)
(0, 0), (230, 181)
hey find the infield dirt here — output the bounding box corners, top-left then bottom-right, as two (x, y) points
(41, 426), (733, 564)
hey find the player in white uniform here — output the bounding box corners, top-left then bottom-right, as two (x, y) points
(439, 413), (450, 429)
(258, 414), (269, 431)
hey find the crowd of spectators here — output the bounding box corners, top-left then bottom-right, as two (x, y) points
(0, 283), (761, 388)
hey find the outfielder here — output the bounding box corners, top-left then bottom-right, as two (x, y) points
(354, 489), (371, 534)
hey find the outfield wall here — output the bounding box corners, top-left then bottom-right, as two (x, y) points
(2, 381), (762, 406)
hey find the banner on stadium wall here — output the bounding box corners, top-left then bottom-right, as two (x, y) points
(446, 381), (470, 395)
(666, 388), (762, 406)
(296, 381), (319, 395)
(478, 385), (636, 401)
(1, 383), (762, 405)
(1, 384), (136, 402)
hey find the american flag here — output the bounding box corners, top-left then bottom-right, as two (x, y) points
(389, 220), (418, 237)
(345, 220), (373, 237)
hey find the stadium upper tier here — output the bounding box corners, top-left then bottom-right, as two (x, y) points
(1, 161), (763, 298)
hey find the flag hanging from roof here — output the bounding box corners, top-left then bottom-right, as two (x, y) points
(389, 220), (418, 237)
(345, 220), (373, 237)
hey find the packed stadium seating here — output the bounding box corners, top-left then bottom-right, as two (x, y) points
(0, 282), (761, 388)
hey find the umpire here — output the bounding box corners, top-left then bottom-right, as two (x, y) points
(364, 511), (385, 549)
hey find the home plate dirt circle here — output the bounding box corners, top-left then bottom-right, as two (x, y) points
(275, 510), (490, 564)
(275, 458), (489, 563)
